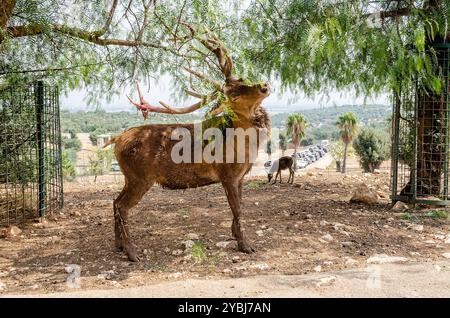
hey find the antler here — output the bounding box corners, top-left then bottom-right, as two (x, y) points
(181, 22), (235, 81)
(126, 82), (218, 119)
(127, 24), (234, 119)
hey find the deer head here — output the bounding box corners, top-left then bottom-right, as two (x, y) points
(126, 24), (271, 123)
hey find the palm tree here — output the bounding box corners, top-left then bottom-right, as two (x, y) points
(279, 132), (288, 156)
(336, 112), (358, 173)
(286, 113), (307, 169)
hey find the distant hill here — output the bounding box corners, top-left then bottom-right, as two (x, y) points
(270, 104), (391, 129)
(61, 104), (392, 145)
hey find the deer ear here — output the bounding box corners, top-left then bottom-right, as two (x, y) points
(209, 104), (225, 116)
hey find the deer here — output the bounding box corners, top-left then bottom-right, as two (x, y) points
(104, 26), (271, 261)
(267, 156), (294, 184)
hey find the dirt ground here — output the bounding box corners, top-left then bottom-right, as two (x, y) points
(1, 168), (450, 296)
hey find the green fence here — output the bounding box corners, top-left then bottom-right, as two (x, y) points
(0, 81), (63, 225)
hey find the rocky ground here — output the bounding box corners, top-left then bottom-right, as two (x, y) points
(1, 169), (450, 295)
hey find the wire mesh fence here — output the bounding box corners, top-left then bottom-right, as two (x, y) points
(391, 44), (450, 205)
(0, 81), (63, 226)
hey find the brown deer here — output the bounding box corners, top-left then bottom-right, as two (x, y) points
(267, 156), (294, 184)
(105, 27), (271, 261)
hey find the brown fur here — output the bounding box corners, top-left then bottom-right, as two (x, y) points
(268, 156), (294, 184)
(109, 79), (271, 261)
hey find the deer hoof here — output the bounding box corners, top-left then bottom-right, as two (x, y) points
(125, 244), (141, 262)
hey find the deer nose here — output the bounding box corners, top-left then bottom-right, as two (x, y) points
(260, 83), (269, 94)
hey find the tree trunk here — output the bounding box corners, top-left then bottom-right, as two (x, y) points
(414, 31), (448, 197)
(293, 146), (298, 170)
(342, 142), (348, 173)
(0, 0), (16, 28)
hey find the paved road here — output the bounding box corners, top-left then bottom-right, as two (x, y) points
(7, 259), (450, 298)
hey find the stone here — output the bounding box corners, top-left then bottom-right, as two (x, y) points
(249, 263), (270, 270)
(232, 256), (240, 263)
(313, 265), (322, 272)
(341, 241), (354, 247)
(350, 183), (379, 205)
(321, 234), (334, 242)
(222, 268), (232, 274)
(345, 258), (357, 265)
(444, 236), (450, 244)
(97, 270), (115, 280)
(187, 233), (199, 240)
(172, 249), (183, 256)
(181, 240), (195, 249)
(256, 230), (264, 237)
(0, 226), (22, 238)
(373, 169), (381, 174)
(320, 220), (329, 226)
(216, 241), (232, 248)
(442, 253), (450, 259)
(411, 224), (424, 232)
(367, 254), (408, 264)
(0, 282), (6, 291)
(392, 201), (409, 212)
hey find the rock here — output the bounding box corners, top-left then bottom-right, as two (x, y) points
(70, 211), (81, 217)
(256, 230), (264, 237)
(411, 224), (424, 232)
(0, 226), (22, 238)
(0, 282), (6, 291)
(232, 256), (240, 263)
(168, 272), (183, 279)
(350, 183), (379, 205)
(424, 240), (436, 244)
(97, 270), (115, 280)
(307, 172), (314, 177)
(187, 233), (199, 240)
(333, 223), (346, 231)
(341, 241), (354, 247)
(373, 169), (381, 174)
(345, 258), (357, 265)
(305, 214), (312, 219)
(391, 201), (409, 212)
(181, 240), (195, 249)
(367, 254), (408, 264)
(249, 263), (270, 270)
(216, 241), (232, 248)
(254, 202), (259, 206)
(172, 249), (183, 256)
(321, 234), (334, 243)
(320, 220), (329, 226)
(313, 265), (322, 272)
(315, 276), (336, 287)
(442, 253), (450, 259)
(222, 268), (232, 274)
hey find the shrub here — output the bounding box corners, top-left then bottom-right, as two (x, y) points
(353, 128), (390, 172)
(62, 150), (76, 180)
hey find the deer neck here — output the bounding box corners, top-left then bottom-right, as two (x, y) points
(231, 101), (263, 129)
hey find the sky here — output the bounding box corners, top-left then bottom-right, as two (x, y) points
(61, 75), (390, 113)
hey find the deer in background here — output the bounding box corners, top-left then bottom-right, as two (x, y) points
(105, 25), (271, 261)
(268, 156), (294, 184)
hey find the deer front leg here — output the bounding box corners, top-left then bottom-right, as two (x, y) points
(290, 168), (294, 184)
(222, 181), (255, 253)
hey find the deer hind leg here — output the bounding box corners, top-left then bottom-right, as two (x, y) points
(114, 181), (152, 261)
(278, 170), (283, 183)
(222, 180), (255, 253)
(289, 167), (294, 184)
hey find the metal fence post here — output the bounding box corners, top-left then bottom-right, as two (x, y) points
(36, 81), (46, 218)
